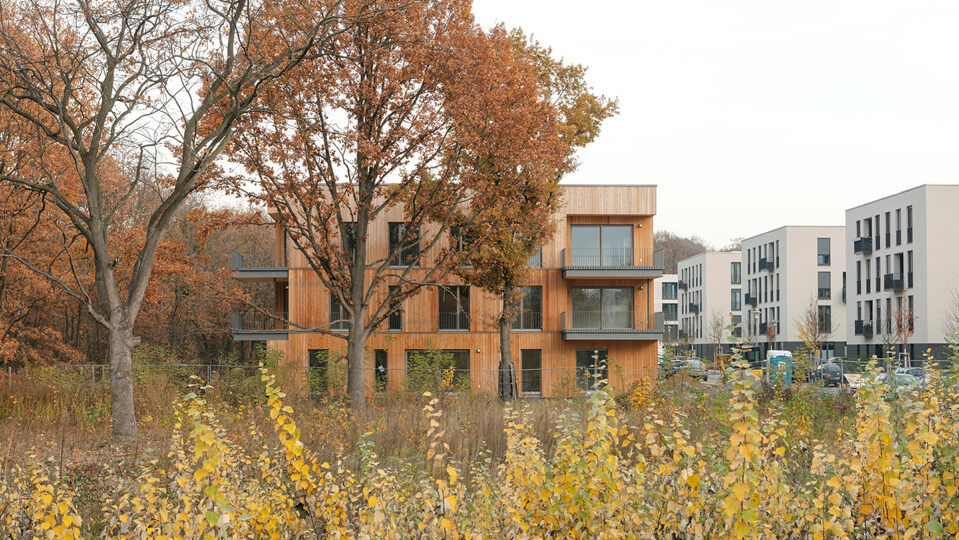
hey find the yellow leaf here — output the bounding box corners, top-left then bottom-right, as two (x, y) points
(445, 494), (457, 513)
(368, 495), (379, 507)
(687, 473), (701, 490)
(447, 466), (458, 486)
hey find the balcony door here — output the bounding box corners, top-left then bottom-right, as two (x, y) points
(570, 225), (633, 266)
(570, 287), (633, 329)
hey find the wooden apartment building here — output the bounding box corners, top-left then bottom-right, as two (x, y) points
(231, 184), (664, 397)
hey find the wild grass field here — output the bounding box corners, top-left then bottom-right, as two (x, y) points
(0, 346), (957, 538)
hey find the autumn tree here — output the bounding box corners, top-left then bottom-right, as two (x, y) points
(0, 0), (347, 441)
(654, 231), (709, 273)
(458, 29), (617, 384)
(230, 0), (565, 410)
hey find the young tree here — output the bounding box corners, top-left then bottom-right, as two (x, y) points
(705, 310), (727, 359)
(229, 1), (565, 410)
(893, 306), (916, 363)
(459, 30), (618, 385)
(795, 297), (834, 378)
(0, 0), (344, 440)
(942, 288), (959, 342)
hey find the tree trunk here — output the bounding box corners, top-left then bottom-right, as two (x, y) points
(499, 282), (518, 399)
(346, 328), (367, 413)
(108, 322), (137, 441)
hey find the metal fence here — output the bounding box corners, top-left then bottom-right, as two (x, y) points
(3, 363), (665, 399)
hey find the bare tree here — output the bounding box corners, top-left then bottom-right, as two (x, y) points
(0, 0), (346, 441)
(705, 310), (727, 358)
(942, 288), (959, 342)
(893, 306), (917, 363)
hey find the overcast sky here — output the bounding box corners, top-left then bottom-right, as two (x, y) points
(472, 0), (959, 248)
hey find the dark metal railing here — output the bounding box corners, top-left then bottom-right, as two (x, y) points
(818, 287), (831, 300)
(512, 312), (543, 331)
(232, 311), (288, 332)
(438, 311), (470, 331)
(567, 310), (636, 330)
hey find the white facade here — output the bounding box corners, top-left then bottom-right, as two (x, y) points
(845, 184), (959, 360)
(654, 273), (679, 342)
(741, 226), (847, 357)
(677, 252), (742, 356)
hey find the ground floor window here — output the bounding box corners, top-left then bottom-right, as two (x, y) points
(576, 349), (608, 391)
(374, 349), (387, 391)
(405, 349), (470, 391)
(521, 349), (542, 395)
(308, 349), (329, 396)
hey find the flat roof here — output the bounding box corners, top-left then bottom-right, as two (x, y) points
(741, 224), (845, 243)
(561, 183), (658, 187)
(845, 184), (959, 212)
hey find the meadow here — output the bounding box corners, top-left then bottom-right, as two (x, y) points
(0, 346), (956, 538)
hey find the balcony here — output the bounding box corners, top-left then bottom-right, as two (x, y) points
(853, 237), (873, 255)
(561, 311), (662, 341)
(561, 247), (664, 279)
(863, 322), (874, 339)
(759, 258), (774, 272)
(688, 302), (700, 314)
(883, 273), (905, 292)
(854, 319), (863, 335)
(678, 280), (688, 291)
(511, 312), (543, 331)
(744, 293), (757, 307)
(232, 311), (289, 341)
(232, 252), (288, 282)
(758, 322), (767, 335)
(841, 286), (846, 303)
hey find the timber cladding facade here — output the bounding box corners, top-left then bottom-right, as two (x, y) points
(233, 185), (664, 397)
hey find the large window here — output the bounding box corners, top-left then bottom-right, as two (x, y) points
(438, 286), (470, 331)
(576, 349), (608, 391)
(330, 293), (348, 331)
(512, 286), (543, 330)
(389, 222), (420, 266)
(405, 349), (469, 389)
(527, 245), (542, 268)
(308, 349), (329, 396)
(663, 303), (678, 321)
(731, 289), (741, 311)
(570, 287), (632, 329)
(730, 262), (741, 284)
(341, 222), (357, 255)
(907, 251), (914, 288)
(896, 208), (902, 245)
(818, 272), (831, 300)
(520, 349), (542, 395)
(569, 225), (633, 266)
(906, 206), (913, 242)
(818, 305), (832, 333)
(388, 286), (402, 331)
(662, 281), (678, 300)
(817, 237), (831, 266)
(374, 350), (387, 391)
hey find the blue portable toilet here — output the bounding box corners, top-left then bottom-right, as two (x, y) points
(766, 350), (793, 387)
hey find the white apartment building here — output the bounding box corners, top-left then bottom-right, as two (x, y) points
(741, 226), (846, 359)
(677, 252), (742, 358)
(845, 185), (959, 361)
(654, 273), (679, 342)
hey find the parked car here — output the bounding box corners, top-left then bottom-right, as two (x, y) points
(678, 358), (708, 380)
(878, 373), (921, 395)
(895, 367), (925, 379)
(811, 363), (845, 387)
(659, 357), (708, 380)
